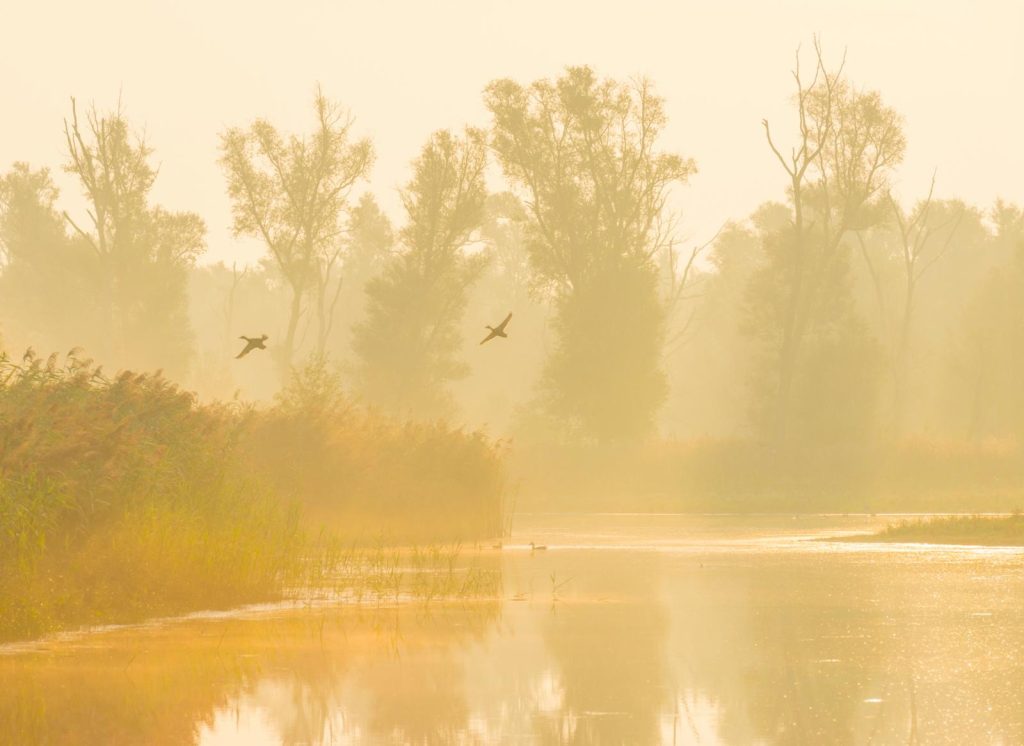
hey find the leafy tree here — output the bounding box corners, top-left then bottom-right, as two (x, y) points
(353, 129), (488, 417)
(219, 88), (372, 370)
(486, 66), (695, 442)
(328, 193), (394, 367)
(345, 193), (394, 288)
(480, 192), (532, 305)
(0, 164), (101, 353)
(948, 203), (1024, 438)
(744, 210), (881, 444)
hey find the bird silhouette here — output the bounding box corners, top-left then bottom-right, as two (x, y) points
(236, 334), (268, 359)
(529, 541), (547, 552)
(480, 312), (512, 345)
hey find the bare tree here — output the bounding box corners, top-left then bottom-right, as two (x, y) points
(661, 226), (725, 355)
(884, 180), (964, 431)
(62, 98), (205, 374)
(759, 39), (905, 443)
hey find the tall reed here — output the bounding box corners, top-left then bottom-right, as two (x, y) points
(0, 351), (506, 641)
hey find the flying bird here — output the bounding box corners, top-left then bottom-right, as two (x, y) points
(236, 334), (268, 359)
(480, 312), (512, 345)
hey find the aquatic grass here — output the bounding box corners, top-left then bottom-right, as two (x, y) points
(871, 513), (1024, 545)
(295, 539), (502, 610)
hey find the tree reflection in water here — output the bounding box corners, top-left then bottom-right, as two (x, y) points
(2, 517), (1024, 744)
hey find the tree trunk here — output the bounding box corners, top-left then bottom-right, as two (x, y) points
(773, 177), (807, 447)
(280, 282), (303, 376)
(892, 276), (916, 436)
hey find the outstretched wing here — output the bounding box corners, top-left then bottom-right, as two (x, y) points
(480, 329), (499, 345)
(236, 340), (256, 359)
(495, 312), (512, 333)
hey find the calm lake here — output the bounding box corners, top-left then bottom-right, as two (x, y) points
(3, 514), (1023, 745)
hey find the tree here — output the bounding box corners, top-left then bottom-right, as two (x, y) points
(64, 100), (206, 374)
(327, 193), (394, 368)
(744, 207), (881, 445)
(353, 129), (488, 417)
(1, 101), (205, 377)
(756, 41), (905, 444)
(0, 164), (101, 354)
(219, 88), (372, 371)
(486, 66), (695, 442)
(480, 192), (533, 306)
(345, 194), (394, 287)
(662, 206), (786, 437)
(948, 202), (1024, 438)
(854, 181), (966, 433)
(451, 192), (553, 434)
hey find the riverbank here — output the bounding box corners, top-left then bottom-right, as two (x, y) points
(844, 513), (1024, 546)
(0, 352), (505, 642)
(4, 513), (1022, 745)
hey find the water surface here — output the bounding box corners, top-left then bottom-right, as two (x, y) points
(3, 514), (1023, 744)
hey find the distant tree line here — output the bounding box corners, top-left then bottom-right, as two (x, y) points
(1, 44), (1022, 448)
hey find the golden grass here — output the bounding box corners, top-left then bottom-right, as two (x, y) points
(241, 355), (506, 543)
(870, 513), (1024, 545)
(0, 351), (506, 642)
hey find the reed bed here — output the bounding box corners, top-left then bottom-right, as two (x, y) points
(0, 351), (505, 642)
(240, 356), (506, 543)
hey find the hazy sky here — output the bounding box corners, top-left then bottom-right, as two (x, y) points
(3, 0), (1021, 265)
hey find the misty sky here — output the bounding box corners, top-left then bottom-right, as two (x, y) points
(3, 0), (1021, 265)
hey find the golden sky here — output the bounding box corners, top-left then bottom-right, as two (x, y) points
(3, 0), (1021, 264)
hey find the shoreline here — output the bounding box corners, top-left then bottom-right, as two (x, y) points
(828, 514), (1024, 547)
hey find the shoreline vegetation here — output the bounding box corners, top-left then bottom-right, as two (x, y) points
(0, 350), (504, 643)
(5, 348), (1024, 643)
(839, 513), (1024, 546)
